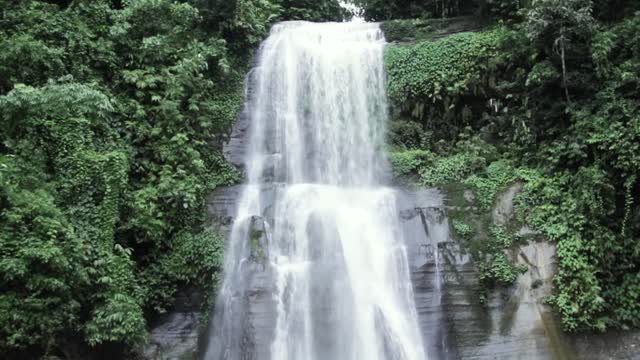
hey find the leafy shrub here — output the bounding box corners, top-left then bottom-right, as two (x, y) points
(479, 253), (519, 286)
(389, 134), (497, 187)
(477, 225), (524, 287)
(276, 0), (350, 22)
(453, 220), (473, 239)
(526, 60), (560, 87)
(354, 0), (479, 21)
(464, 160), (518, 210)
(487, 0), (523, 21)
(606, 273), (640, 329)
(420, 152), (486, 187)
(515, 170), (611, 331)
(488, 225), (513, 250)
(140, 230), (225, 314)
(388, 120), (429, 149)
(381, 20), (419, 42)
(388, 149), (434, 177)
(380, 19), (439, 42)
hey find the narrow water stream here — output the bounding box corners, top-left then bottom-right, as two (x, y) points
(205, 22), (426, 360)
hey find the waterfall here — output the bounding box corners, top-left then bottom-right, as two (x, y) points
(205, 21), (425, 360)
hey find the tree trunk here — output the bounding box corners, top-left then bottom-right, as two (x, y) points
(559, 34), (571, 103)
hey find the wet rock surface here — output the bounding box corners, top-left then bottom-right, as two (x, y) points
(144, 312), (200, 360)
(399, 187), (564, 359)
(201, 210), (277, 360)
(206, 185), (242, 234)
(143, 290), (203, 360)
(223, 100), (251, 170)
(570, 331), (640, 359)
(400, 183), (640, 360)
(492, 182), (523, 227)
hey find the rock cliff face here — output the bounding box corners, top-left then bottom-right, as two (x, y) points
(145, 113), (640, 359)
(399, 183), (640, 360)
(143, 290), (203, 360)
(399, 184), (569, 360)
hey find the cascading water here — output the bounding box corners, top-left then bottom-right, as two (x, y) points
(205, 21), (425, 360)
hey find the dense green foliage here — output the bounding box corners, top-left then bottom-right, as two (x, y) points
(355, 0), (528, 21)
(0, 0), (345, 358)
(354, 0), (480, 21)
(452, 219), (473, 239)
(476, 225), (528, 287)
(386, 0), (640, 332)
(464, 160), (517, 210)
(380, 16), (485, 43)
(386, 29), (504, 140)
(277, 0), (350, 22)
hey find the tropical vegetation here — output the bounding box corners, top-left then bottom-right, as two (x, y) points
(0, 0), (345, 358)
(381, 0), (640, 332)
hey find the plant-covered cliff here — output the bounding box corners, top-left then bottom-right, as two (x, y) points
(378, 0), (640, 333)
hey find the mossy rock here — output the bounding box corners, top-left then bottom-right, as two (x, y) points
(248, 216), (269, 262)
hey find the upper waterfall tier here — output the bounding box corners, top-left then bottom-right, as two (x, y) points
(245, 21), (389, 187)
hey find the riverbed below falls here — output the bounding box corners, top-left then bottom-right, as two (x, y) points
(143, 21), (640, 360)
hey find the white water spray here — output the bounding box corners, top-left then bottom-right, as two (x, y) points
(206, 22), (425, 360)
